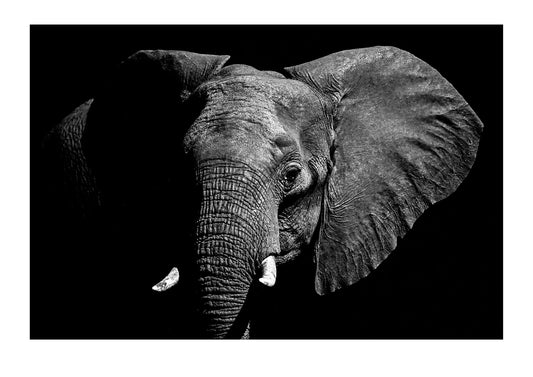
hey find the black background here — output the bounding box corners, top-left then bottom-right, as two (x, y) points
(31, 25), (502, 339)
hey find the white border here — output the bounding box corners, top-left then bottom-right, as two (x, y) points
(2, 1), (531, 376)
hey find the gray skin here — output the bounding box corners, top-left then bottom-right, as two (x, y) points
(44, 48), (483, 338)
(183, 69), (331, 336)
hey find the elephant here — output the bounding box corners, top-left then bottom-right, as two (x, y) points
(39, 46), (483, 339)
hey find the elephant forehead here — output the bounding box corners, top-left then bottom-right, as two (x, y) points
(192, 75), (324, 136)
(183, 75), (328, 165)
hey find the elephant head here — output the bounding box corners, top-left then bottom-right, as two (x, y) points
(47, 47), (482, 338)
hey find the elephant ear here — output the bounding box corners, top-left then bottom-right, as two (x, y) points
(83, 50), (230, 203)
(285, 47), (483, 295)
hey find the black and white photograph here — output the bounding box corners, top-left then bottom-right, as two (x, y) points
(30, 25), (502, 340)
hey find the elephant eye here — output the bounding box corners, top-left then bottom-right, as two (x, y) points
(282, 165), (301, 188)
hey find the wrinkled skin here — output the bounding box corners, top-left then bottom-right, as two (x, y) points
(184, 69), (331, 336)
(41, 48), (483, 338)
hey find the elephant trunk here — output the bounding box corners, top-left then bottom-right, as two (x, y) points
(194, 161), (278, 339)
(195, 234), (254, 338)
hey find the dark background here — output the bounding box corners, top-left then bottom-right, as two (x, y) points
(31, 25), (502, 339)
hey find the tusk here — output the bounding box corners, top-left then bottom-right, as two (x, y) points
(152, 267), (180, 292)
(258, 256), (277, 287)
